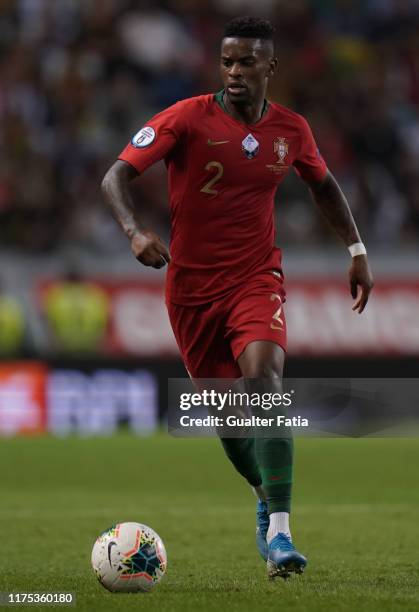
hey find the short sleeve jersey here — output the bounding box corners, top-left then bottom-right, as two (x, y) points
(119, 93), (327, 305)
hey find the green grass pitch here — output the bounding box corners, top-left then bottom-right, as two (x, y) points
(0, 434), (418, 612)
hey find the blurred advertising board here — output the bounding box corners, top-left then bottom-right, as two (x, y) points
(37, 278), (419, 357)
(0, 362), (47, 435)
(286, 280), (419, 355)
(0, 362), (158, 436)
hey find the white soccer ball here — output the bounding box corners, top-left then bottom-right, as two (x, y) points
(91, 522), (167, 592)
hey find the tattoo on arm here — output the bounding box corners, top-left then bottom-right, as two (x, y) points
(309, 171), (361, 246)
(101, 160), (142, 239)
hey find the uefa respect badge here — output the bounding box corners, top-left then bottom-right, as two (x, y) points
(131, 126), (156, 148)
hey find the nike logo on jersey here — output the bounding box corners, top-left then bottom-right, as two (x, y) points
(207, 139), (230, 146)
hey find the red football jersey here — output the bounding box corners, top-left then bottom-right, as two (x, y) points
(119, 93), (327, 305)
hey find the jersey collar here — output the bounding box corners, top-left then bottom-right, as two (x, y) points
(214, 89), (269, 124)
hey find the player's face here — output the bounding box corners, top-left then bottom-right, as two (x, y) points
(220, 37), (276, 105)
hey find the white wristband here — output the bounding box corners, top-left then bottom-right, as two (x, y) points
(348, 242), (367, 257)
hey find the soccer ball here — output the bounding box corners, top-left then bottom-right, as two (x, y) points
(91, 522), (167, 592)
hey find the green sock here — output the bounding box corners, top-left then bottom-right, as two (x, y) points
(256, 436), (293, 513)
(242, 376), (293, 514)
(219, 437), (262, 487)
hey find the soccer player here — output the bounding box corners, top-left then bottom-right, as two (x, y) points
(101, 16), (373, 579)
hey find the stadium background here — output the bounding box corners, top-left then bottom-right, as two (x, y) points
(0, 2), (419, 610)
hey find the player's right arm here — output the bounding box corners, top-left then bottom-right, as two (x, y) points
(101, 160), (170, 269)
(101, 101), (189, 268)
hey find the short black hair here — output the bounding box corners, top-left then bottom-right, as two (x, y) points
(223, 16), (275, 41)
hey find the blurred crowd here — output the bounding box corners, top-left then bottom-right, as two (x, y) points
(1, 0), (419, 252)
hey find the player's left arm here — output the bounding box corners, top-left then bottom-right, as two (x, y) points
(293, 115), (373, 313)
(308, 170), (374, 314)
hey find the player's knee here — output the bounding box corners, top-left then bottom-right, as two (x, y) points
(239, 341), (285, 379)
(244, 360), (282, 379)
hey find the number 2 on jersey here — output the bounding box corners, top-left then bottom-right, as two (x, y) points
(201, 161), (224, 195)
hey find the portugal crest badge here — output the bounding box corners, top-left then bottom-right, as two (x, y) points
(273, 137), (289, 164)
